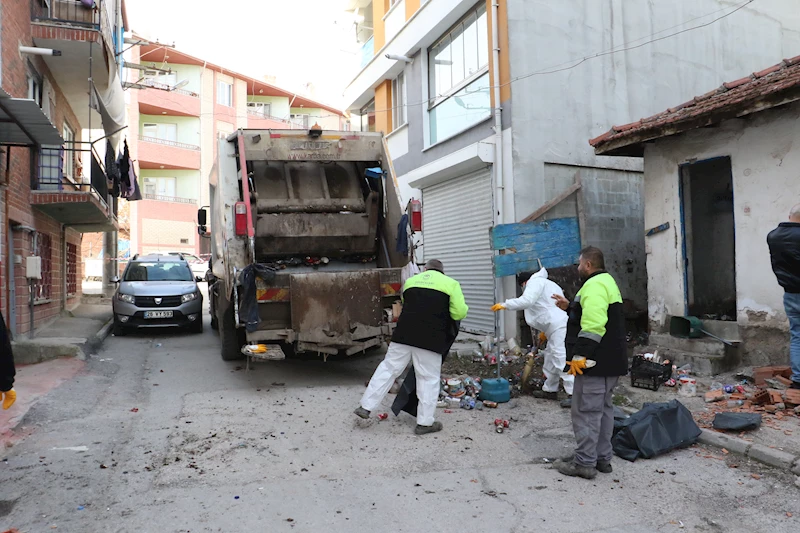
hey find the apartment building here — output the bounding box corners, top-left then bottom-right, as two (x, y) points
(0, 0), (127, 336)
(343, 0), (799, 337)
(125, 44), (348, 257)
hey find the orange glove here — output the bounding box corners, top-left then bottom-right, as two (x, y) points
(538, 332), (547, 343)
(1, 389), (16, 410)
(490, 303), (506, 312)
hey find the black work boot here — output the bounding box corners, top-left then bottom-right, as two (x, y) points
(532, 390), (559, 401)
(559, 396), (572, 409)
(353, 406), (370, 419)
(556, 461), (597, 480)
(414, 421), (443, 435)
(559, 454), (612, 473)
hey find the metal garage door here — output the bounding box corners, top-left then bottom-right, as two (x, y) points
(422, 170), (495, 333)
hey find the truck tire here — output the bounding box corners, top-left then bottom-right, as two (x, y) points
(209, 280), (219, 331)
(218, 297), (245, 361)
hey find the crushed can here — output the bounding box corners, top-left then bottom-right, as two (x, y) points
(378, 413), (389, 421)
(483, 400), (498, 408)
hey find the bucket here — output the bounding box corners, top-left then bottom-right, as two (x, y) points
(678, 376), (697, 397)
(669, 316), (704, 339)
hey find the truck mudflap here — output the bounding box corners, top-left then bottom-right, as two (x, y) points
(290, 271), (385, 351)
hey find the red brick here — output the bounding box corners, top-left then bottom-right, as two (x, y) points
(776, 376), (793, 387)
(705, 389), (725, 403)
(768, 389), (784, 404)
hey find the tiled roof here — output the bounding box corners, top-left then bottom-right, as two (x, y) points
(590, 55), (800, 156)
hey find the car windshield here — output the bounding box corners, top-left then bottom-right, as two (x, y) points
(124, 262), (194, 282)
(183, 254), (201, 262)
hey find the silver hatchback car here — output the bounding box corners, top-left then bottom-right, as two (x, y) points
(112, 254), (204, 335)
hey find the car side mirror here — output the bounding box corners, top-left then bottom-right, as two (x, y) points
(111, 276), (120, 283)
(195, 276), (204, 283)
(197, 208), (207, 226)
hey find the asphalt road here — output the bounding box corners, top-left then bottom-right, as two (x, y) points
(1, 310), (799, 532)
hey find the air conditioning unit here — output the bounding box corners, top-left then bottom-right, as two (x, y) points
(26, 256), (42, 279)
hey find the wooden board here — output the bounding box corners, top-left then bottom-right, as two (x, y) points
(491, 217), (581, 278)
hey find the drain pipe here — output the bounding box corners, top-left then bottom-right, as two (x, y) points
(491, 0), (505, 353)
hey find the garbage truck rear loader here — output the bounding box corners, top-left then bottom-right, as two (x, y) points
(201, 128), (411, 361)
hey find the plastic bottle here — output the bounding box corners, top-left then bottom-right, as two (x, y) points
(727, 400), (744, 408)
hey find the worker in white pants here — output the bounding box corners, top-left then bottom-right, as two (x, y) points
(360, 343), (442, 426)
(492, 267), (573, 407)
(355, 259), (469, 435)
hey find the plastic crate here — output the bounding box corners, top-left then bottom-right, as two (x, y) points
(630, 355), (672, 391)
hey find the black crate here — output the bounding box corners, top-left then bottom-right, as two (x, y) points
(630, 355), (672, 391)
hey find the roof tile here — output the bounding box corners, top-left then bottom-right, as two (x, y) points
(723, 76), (753, 90)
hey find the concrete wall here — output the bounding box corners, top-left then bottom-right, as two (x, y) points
(642, 101), (800, 338)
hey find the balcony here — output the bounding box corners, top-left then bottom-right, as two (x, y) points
(30, 0), (119, 128)
(358, 36), (375, 69)
(138, 136), (201, 170)
(246, 109), (297, 130)
(142, 193), (197, 205)
(30, 142), (118, 233)
(138, 82), (201, 117)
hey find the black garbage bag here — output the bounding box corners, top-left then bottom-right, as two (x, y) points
(391, 320), (460, 418)
(712, 412), (762, 431)
(612, 400), (701, 462)
(239, 264), (278, 332)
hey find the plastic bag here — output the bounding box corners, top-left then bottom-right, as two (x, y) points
(612, 400), (701, 462)
(712, 412), (762, 431)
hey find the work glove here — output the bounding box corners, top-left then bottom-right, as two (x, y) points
(490, 303), (506, 312)
(564, 356), (596, 376)
(538, 332), (547, 343)
(1, 389), (16, 410)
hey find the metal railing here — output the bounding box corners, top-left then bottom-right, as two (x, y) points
(245, 108), (299, 127)
(30, 0), (115, 47)
(142, 193), (197, 205)
(33, 141), (117, 218)
(139, 136), (201, 151)
(359, 36), (375, 69)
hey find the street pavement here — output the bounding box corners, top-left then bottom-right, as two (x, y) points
(1, 312), (799, 532)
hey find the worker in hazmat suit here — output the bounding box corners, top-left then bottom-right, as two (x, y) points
(492, 268), (573, 407)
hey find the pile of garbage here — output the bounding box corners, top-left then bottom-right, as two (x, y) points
(437, 376), (500, 410)
(701, 366), (800, 416)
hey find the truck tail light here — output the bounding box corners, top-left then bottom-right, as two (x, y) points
(234, 202), (247, 236)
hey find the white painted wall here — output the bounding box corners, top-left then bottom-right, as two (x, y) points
(384, 0), (406, 44)
(643, 101), (800, 331)
(386, 124), (409, 159)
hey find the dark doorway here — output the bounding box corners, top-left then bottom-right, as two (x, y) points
(679, 157), (736, 320)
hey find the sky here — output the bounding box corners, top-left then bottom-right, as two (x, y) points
(126, 0), (359, 108)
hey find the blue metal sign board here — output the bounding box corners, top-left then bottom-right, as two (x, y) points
(491, 217), (581, 278)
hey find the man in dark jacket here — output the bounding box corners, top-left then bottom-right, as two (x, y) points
(767, 204), (800, 389)
(355, 259), (468, 434)
(552, 247), (627, 479)
(0, 310), (17, 410)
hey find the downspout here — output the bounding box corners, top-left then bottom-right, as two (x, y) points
(491, 0), (505, 349)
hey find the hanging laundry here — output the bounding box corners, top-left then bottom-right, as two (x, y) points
(105, 140), (120, 198)
(119, 139), (133, 199)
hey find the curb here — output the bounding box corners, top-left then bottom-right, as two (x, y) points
(698, 428), (800, 473)
(84, 318), (114, 355)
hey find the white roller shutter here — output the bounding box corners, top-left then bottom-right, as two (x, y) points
(422, 170), (495, 333)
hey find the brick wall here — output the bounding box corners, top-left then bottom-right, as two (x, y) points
(2, 0), (87, 335)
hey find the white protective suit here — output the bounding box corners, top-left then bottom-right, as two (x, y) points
(503, 268), (574, 395)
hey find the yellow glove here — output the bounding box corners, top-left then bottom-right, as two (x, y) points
(1, 389), (16, 410)
(565, 357), (587, 376)
(490, 303), (506, 312)
(538, 332), (547, 343)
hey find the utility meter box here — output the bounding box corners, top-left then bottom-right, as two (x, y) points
(26, 256), (42, 279)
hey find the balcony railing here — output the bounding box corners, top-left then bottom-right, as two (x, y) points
(359, 36), (375, 69)
(139, 136), (201, 151)
(245, 109), (299, 127)
(34, 141), (116, 217)
(143, 193), (197, 205)
(141, 79), (199, 97)
(30, 0), (115, 48)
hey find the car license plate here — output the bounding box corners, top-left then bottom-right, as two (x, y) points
(144, 311), (173, 319)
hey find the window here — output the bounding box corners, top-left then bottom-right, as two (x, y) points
(180, 239), (190, 245)
(142, 123), (177, 142)
(124, 262), (194, 282)
(33, 232), (52, 301)
(247, 102), (271, 118)
(62, 123), (75, 181)
(428, 3), (490, 143)
(217, 80), (233, 107)
(143, 177), (177, 199)
(38, 146), (63, 189)
(392, 72), (407, 129)
(360, 99), (376, 132)
(290, 114), (310, 129)
(66, 243), (78, 296)
(28, 75), (42, 107)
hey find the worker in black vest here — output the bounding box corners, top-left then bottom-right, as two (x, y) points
(0, 311), (17, 410)
(552, 247), (627, 479)
(355, 259), (468, 435)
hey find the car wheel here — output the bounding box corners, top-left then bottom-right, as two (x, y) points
(218, 297), (245, 361)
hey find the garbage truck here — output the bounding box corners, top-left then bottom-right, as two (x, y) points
(199, 127), (411, 361)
